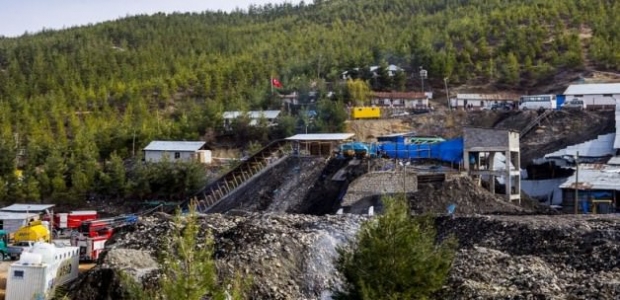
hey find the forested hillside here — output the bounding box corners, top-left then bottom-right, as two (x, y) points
(0, 0), (618, 204)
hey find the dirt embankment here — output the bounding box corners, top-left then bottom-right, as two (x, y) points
(408, 176), (554, 216)
(466, 109), (615, 164)
(209, 157), (330, 213)
(347, 108), (615, 165)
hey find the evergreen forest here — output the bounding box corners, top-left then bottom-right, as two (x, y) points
(0, 0), (617, 204)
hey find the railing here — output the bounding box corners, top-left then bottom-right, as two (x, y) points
(179, 139), (290, 213)
(520, 109), (553, 138)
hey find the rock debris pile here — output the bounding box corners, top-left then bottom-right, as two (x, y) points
(409, 176), (532, 215)
(435, 215), (620, 300)
(67, 212), (366, 300)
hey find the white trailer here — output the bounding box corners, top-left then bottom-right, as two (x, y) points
(5, 243), (80, 300)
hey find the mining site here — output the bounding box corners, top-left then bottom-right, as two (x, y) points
(66, 107), (620, 300)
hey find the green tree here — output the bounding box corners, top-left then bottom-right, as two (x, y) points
(346, 79), (372, 106)
(392, 70), (407, 92)
(501, 52), (520, 84)
(334, 196), (456, 300)
(315, 99), (347, 133)
(123, 206), (248, 300)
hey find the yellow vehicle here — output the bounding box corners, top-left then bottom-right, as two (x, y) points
(12, 219), (51, 244)
(351, 106), (381, 119)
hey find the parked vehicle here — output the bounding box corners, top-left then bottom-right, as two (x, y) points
(71, 214), (138, 261)
(562, 98), (586, 110)
(0, 230), (30, 260)
(42, 210), (98, 238)
(519, 94), (557, 110)
(12, 219), (51, 245)
(489, 103), (513, 111)
(6, 241), (33, 260)
(390, 111), (410, 117)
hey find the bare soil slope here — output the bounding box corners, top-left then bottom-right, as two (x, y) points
(347, 108), (615, 165)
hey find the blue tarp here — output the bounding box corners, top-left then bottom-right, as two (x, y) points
(377, 137), (464, 164)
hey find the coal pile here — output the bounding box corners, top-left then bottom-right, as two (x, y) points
(408, 176), (530, 215)
(67, 212), (366, 300)
(435, 215), (620, 299)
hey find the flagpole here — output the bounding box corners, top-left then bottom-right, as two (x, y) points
(270, 77), (273, 94)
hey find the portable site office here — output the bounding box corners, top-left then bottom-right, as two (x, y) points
(5, 243), (80, 300)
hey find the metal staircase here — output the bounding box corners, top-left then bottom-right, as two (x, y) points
(184, 139), (290, 213)
(520, 109), (553, 138)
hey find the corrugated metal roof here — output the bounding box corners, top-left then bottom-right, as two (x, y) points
(559, 164), (620, 191)
(456, 93), (520, 101)
(545, 133), (615, 158)
(372, 91), (426, 99)
(222, 110), (281, 120)
(285, 133), (355, 141)
(0, 212), (38, 220)
(143, 141), (206, 152)
(564, 83), (620, 95)
(1, 204), (55, 212)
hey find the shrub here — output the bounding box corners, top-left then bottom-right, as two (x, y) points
(334, 196), (456, 300)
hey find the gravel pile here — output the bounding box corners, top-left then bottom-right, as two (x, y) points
(409, 176), (530, 215)
(435, 215), (620, 299)
(68, 209), (620, 299)
(67, 212), (366, 300)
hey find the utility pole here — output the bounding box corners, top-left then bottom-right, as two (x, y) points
(403, 164), (406, 194)
(132, 128), (137, 157)
(444, 77), (450, 110)
(574, 151), (579, 214)
(419, 66), (428, 93)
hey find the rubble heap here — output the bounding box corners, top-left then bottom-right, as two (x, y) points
(68, 212), (620, 300)
(408, 176), (533, 215)
(435, 215), (620, 300)
(67, 213), (366, 300)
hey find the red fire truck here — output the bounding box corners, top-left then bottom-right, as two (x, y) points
(42, 211), (98, 238)
(71, 215), (139, 261)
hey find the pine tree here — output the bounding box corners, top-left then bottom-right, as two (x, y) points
(334, 196), (456, 300)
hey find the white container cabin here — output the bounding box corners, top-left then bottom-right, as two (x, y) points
(5, 243), (80, 300)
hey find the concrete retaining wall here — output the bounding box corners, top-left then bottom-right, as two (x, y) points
(341, 170), (418, 210)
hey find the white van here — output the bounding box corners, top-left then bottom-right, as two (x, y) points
(562, 98), (586, 110)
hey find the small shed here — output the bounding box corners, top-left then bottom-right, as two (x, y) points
(0, 204), (54, 234)
(143, 141), (210, 163)
(0, 204), (55, 214)
(0, 212), (39, 233)
(285, 133), (355, 156)
(559, 164), (620, 214)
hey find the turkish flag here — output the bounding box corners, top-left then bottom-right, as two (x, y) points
(271, 78), (283, 88)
